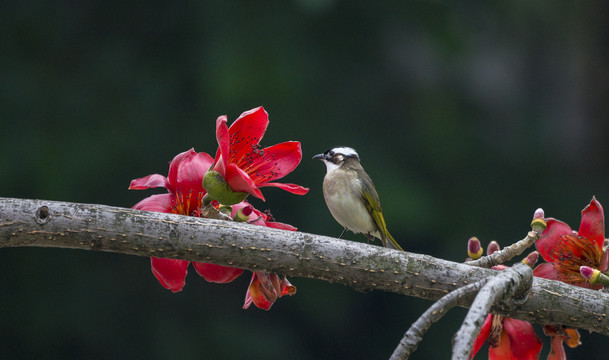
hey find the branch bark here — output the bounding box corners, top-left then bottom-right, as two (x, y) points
(1, 197), (609, 336)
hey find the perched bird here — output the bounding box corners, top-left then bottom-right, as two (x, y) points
(313, 146), (403, 251)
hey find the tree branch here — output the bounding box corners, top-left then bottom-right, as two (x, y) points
(451, 263), (533, 360)
(1, 197), (609, 336)
(390, 278), (490, 360)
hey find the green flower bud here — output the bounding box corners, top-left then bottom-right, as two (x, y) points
(202, 171), (248, 205)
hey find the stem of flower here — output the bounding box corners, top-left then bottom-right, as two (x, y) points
(201, 193), (212, 206)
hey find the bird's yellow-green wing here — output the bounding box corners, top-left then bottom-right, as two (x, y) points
(359, 175), (404, 251)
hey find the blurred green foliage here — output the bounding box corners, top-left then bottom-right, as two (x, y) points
(1, 0), (608, 359)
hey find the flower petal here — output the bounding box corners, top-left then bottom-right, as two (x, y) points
(563, 328), (580, 348)
(224, 163), (265, 200)
(547, 336), (566, 360)
(247, 141), (303, 183)
(129, 174), (169, 190)
(261, 182), (310, 195)
(265, 221), (298, 231)
(215, 115), (230, 171)
(488, 331), (517, 360)
(257, 272), (280, 304)
(578, 198), (605, 249)
(168, 149), (214, 196)
(150, 257), (189, 293)
(227, 106), (269, 164)
(132, 193), (174, 213)
(243, 273), (273, 310)
(601, 249), (609, 273)
(192, 262), (244, 283)
(535, 218), (572, 262)
(502, 318), (542, 360)
(532, 262), (562, 281)
(279, 276), (296, 297)
(470, 314), (492, 359)
(167, 149), (196, 190)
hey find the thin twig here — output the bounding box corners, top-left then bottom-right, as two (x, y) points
(389, 279), (489, 360)
(464, 231), (539, 268)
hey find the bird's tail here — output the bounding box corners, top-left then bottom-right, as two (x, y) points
(381, 229), (404, 251)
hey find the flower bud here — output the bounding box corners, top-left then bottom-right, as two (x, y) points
(467, 237), (483, 260)
(522, 251), (539, 268)
(579, 266), (609, 286)
(530, 208), (547, 232)
(202, 171), (249, 205)
(579, 266), (600, 284)
(487, 241), (500, 255)
(233, 205), (253, 222)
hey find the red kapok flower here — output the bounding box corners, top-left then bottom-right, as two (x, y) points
(244, 272), (296, 311)
(213, 106), (309, 201)
(471, 313), (542, 360)
(534, 198), (608, 289)
(231, 201), (298, 310)
(130, 149), (244, 292)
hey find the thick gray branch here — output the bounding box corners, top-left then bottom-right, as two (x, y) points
(1, 197), (609, 336)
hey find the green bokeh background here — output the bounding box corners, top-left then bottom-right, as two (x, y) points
(1, 1), (608, 359)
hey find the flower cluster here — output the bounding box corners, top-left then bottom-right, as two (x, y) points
(129, 106), (308, 310)
(469, 198), (608, 359)
(534, 198), (607, 289)
(531, 197), (606, 358)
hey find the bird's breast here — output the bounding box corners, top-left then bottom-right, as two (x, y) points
(323, 172), (378, 236)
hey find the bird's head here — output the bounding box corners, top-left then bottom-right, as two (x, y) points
(313, 146), (360, 173)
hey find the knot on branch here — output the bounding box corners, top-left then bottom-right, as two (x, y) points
(35, 205), (51, 225)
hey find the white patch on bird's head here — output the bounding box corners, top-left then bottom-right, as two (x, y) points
(329, 147), (359, 159)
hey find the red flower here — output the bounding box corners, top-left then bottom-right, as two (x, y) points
(231, 201), (298, 310)
(130, 149), (244, 292)
(471, 313), (542, 360)
(543, 325), (580, 360)
(534, 198), (608, 289)
(243, 272), (296, 310)
(213, 106), (309, 201)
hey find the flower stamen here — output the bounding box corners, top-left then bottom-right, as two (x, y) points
(551, 234), (602, 284)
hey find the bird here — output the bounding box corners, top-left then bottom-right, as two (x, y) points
(313, 146), (403, 251)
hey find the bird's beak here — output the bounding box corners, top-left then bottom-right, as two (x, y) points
(312, 153), (325, 160)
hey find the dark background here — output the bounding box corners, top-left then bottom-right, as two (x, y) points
(1, 1), (608, 359)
